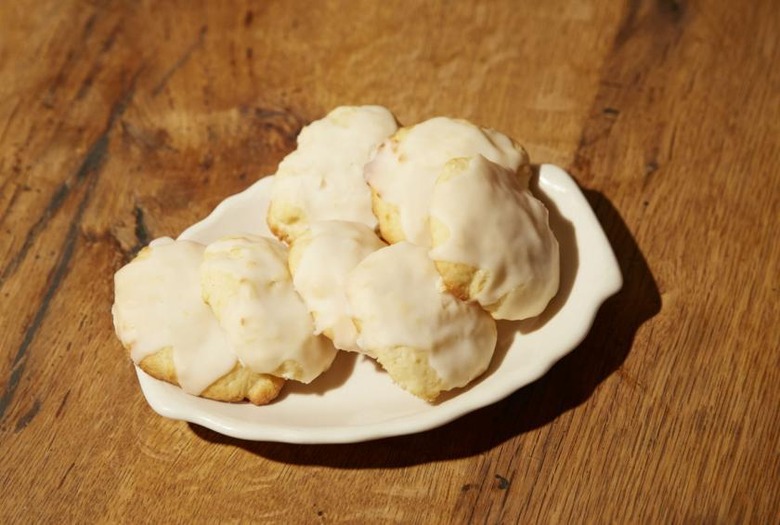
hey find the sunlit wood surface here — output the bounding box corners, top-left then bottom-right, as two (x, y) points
(1, 0), (778, 522)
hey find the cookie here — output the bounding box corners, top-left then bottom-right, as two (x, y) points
(346, 242), (497, 401)
(364, 117), (530, 247)
(200, 235), (337, 383)
(288, 221), (386, 352)
(429, 156), (559, 320)
(112, 237), (284, 405)
(267, 105), (398, 243)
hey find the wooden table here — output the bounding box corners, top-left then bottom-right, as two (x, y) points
(2, 0), (778, 522)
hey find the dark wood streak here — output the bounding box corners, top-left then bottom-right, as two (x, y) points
(130, 204), (150, 257)
(81, 12), (97, 40)
(0, 182), (25, 230)
(56, 462), (76, 491)
(14, 399), (41, 432)
(0, 181), (71, 286)
(0, 96), (21, 144)
(42, 11), (103, 109)
(464, 460), (492, 524)
(613, 0), (641, 49)
(570, 0), (689, 180)
(151, 25), (208, 97)
(0, 75), (137, 287)
(0, 177), (95, 421)
(0, 132), (103, 284)
(54, 389), (70, 419)
(43, 49), (76, 109)
(0, 77), (137, 421)
(75, 25), (121, 101)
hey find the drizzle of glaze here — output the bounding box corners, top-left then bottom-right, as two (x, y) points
(364, 117), (528, 247)
(201, 235), (337, 383)
(112, 237), (237, 394)
(268, 105), (398, 241)
(429, 156), (559, 320)
(347, 242), (497, 392)
(289, 221), (386, 352)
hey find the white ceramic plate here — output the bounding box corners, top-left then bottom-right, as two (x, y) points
(136, 164), (621, 443)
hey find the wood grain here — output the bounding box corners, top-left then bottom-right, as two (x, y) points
(1, 0), (778, 522)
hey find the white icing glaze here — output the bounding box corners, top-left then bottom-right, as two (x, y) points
(346, 242), (497, 390)
(364, 117), (528, 247)
(200, 235), (337, 383)
(269, 105), (398, 237)
(112, 237), (238, 395)
(429, 155), (560, 320)
(290, 221), (386, 352)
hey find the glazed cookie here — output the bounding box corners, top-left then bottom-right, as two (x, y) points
(201, 235), (337, 383)
(112, 237), (284, 405)
(429, 155), (559, 320)
(267, 105), (398, 243)
(346, 242), (497, 401)
(288, 221), (386, 352)
(364, 117), (530, 247)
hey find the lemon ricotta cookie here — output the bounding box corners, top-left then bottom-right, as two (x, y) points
(346, 242), (497, 401)
(364, 117), (530, 248)
(288, 221), (386, 352)
(429, 155), (559, 320)
(267, 105), (398, 243)
(200, 235), (337, 383)
(112, 237), (284, 405)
